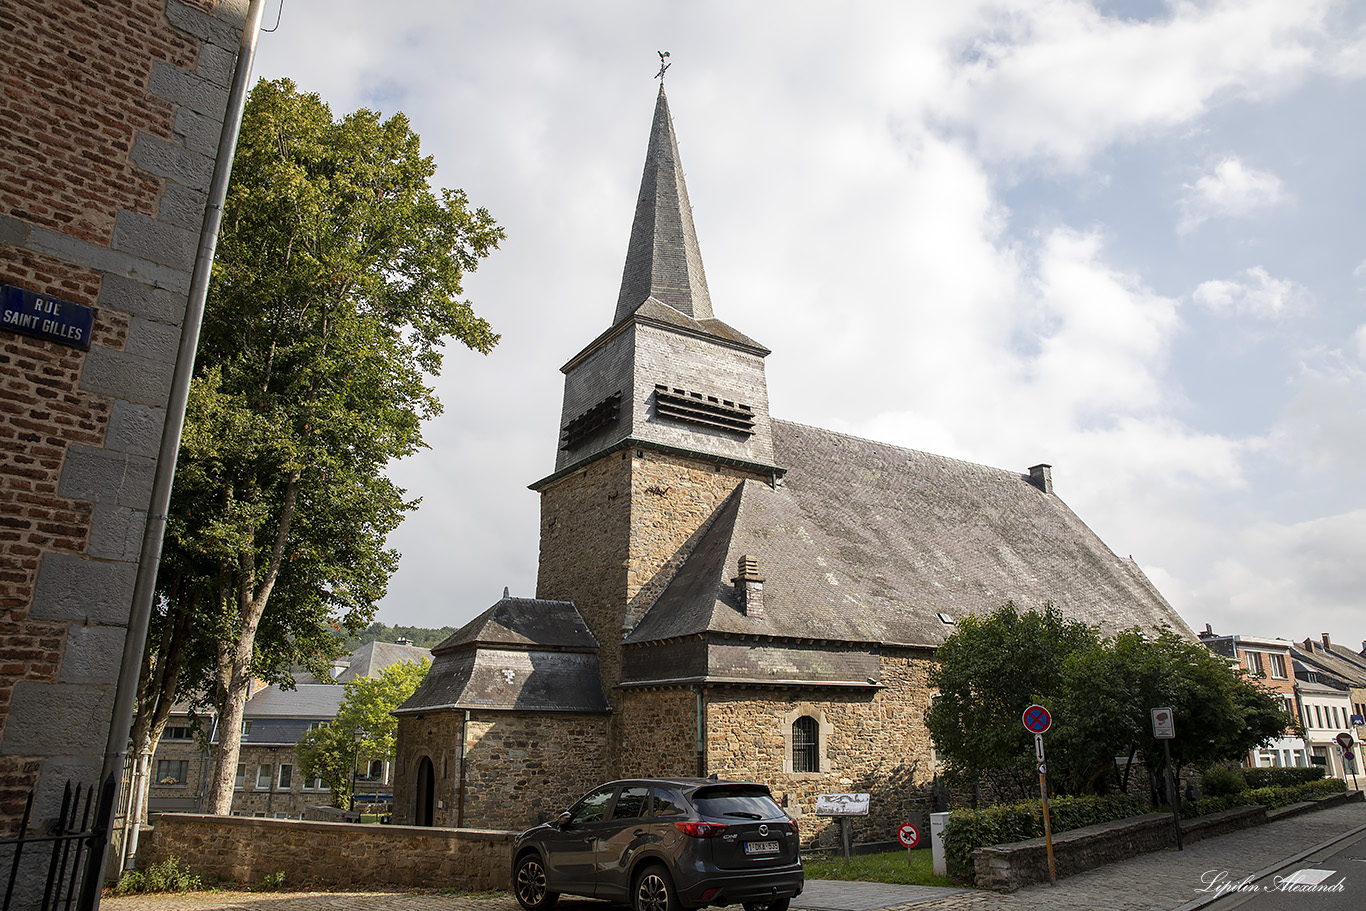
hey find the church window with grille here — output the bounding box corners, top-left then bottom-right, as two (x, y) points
(792, 716), (820, 773)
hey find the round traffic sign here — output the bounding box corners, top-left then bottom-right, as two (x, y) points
(1022, 704), (1052, 734)
(897, 823), (920, 848)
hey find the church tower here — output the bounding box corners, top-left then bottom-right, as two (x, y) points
(533, 85), (782, 715)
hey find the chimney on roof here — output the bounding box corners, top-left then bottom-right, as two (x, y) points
(1027, 464), (1053, 494)
(1200, 623), (1216, 639)
(395, 637), (411, 647)
(1322, 633), (1332, 650)
(1304, 637), (1315, 652)
(732, 555), (765, 619)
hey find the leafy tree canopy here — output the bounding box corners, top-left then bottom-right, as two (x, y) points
(154, 77), (502, 815)
(927, 604), (1295, 800)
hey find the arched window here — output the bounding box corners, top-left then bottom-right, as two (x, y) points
(792, 715), (820, 773)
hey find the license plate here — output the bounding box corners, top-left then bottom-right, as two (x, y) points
(745, 840), (779, 855)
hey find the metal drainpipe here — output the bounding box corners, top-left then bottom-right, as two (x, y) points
(79, 3), (269, 906)
(693, 686), (706, 777)
(456, 710), (470, 827)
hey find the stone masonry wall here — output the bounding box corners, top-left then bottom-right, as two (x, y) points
(536, 452), (633, 691)
(617, 687), (701, 779)
(537, 446), (766, 780)
(702, 650), (940, 849)
(394, 710), (609, 831)
(0, 0), (248, 834)
(144, 813), (516, 891)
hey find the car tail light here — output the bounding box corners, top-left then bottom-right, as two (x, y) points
(674, 821), (729, 838)
(788, 816), (799, 837)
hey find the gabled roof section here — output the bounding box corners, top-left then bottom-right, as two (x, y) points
(625, 419), (1192, 656)
(614, 85), (714, 325)
(432, 595), (599, 655)
(336, 640), (431, 682)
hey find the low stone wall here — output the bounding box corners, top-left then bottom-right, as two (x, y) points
(972, 790), (1365, 892)
(973, 806), (1265, 891)
(145, 813), (517, 891)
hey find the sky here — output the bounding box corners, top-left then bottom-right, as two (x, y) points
(250, 0), (1366, 645)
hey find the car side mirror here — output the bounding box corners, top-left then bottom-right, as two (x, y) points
(556, 811), (573, 829)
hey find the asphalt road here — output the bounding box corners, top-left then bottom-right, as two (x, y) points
(1184, 825), (1366, 911)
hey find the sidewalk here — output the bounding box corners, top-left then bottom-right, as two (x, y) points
(102, 801), (1366, 911)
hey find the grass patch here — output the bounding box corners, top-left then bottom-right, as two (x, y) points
(802, 848), (957, 887)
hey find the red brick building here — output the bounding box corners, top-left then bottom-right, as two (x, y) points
(0, 0), (249, 838)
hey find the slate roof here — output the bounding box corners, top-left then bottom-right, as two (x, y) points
(1292, 642), (1366, 688)
(242, 682), (345, 717)
(336, 640), (431, 682)
(614, 85), (714, 325)
(399, 596), (609, 714)
(624, 420), (1191, 666)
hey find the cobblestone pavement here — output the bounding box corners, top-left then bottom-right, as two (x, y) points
(102, 802), (1366, 911)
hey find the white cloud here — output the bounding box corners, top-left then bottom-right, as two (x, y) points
(1192, 510), (1366, 639)
(1192, 266), (1309, 318)
(1353, 325), (1366, 360)
(1179, 157), (1287, 232)
(933, 0), (1333, 166)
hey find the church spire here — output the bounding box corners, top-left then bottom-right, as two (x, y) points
(614, 84), (714, 325)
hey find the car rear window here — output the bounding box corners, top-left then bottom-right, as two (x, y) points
(692, 785), (784, 820)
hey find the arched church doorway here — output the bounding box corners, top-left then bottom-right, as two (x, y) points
(414, 756), (435, 826)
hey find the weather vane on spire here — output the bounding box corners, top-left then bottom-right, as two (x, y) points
(655, 50), (671, 81)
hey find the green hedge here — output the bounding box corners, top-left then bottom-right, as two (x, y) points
(941, 776), (1348, 879)
(1242, 766), (1326, 789)
(941, 794), (1150, 879)
(1181, 777), (1345, 818)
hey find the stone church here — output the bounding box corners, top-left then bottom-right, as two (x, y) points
(392, 86), (1191, 843)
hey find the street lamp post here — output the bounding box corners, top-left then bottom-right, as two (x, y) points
(350, 729), (368, 814)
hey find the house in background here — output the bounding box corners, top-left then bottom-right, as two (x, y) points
(1198, 628), (1306, 768)
(1291, 634), (1365, 778)
(148, 640), (429, 818)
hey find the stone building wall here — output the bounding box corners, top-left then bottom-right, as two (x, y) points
(394, 710), (609, 830)
(146, 741), (345, 819)
(537, 447), (766, 779)
(144, 813), (516, 891)
(536, 453), (633, 690)
(0, 0), (248, 834)
(617, 687), (700, 779)
(701, 650), (940, 848)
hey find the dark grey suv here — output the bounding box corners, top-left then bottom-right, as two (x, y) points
(511, 778), (803, 911)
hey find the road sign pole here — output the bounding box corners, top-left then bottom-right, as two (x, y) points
(1163, 739), (1182, 851)
(1039, 764), (1056, 885)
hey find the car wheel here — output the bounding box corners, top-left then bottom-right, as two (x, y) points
(633, 864), (680, 911)
(513, 854), (559, 911)
(743, 900), (790, 911)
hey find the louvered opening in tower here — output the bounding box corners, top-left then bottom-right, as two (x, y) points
(653, 384), (755, 436)
(561, 392), (622, 450)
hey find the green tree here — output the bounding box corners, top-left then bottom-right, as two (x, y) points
(1054, 628), (1294, 795)
(297, 658), (430, 808)
(153, 77), (502, 816)
(928, 604), (1295, 802)
(924, 602), (1099, 802)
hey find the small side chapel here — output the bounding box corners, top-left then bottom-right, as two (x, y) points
(392, 85), (1191, 843)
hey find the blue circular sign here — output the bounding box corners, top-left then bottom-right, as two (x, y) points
(1022, 704), (1052, 734)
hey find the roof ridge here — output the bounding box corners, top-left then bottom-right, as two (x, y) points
(771, 417), (1030, 480)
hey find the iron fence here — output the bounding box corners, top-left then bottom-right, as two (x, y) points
(1, 778), (113, 911)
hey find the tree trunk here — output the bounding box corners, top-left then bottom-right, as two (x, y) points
(204, 471), (301, 815)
